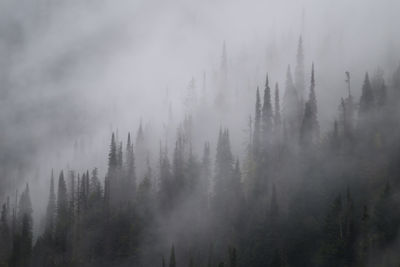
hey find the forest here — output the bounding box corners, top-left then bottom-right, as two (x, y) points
(1, 1), (400, 267)
(2, 39), (400, 266)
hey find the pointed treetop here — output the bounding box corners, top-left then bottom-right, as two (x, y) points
(274, 82), (281, 125)
(127, 132), (131, 147)
(287, 65), (294, 85)
(311, 62), (315, 86)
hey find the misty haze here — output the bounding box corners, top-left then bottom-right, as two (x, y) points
(1, 0), (400, 266)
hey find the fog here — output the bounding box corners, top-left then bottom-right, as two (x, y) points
(1, 0), (400, 266)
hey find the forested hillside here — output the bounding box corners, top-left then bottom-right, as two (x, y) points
(1, 1), (400, 267)
(2, 41), (400, 266)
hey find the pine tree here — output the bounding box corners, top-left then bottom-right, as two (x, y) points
(17, 184), (32, 225)
(0, 200), (11, 262)
(262, 73), (273, 143)
(117, 142), (123, 168)
(300, 63), (319, 146)
(45, 170), (56, 239)
(309, 63), (320, 142)
(108, 133), (118, 175)
(215, 129), (234, 196)
(173, 132), (185, 196)
(359, 72), (374, 114)
(126, 132), (136, 193)
(201, 142), (211, 196)
(295, 36), (305, 101)
(300, 102), (313, 147)
(274, 83), (281, 127)
(20, 213), (32, 266)
(55, 171), (68, 251)
(253, 87), (261, 156)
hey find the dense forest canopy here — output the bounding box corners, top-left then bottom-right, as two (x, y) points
(1, 0), (400, 266)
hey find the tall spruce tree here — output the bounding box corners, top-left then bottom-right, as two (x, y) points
(309, 63), (319, 141)
(295, 36), (305, 102)
(253, 87), (261, 156)
(126, 132), (136, 198)
(274, 83), (281, 127)
(359, 72), (374, 115)
(45, 171), (56, 239)
(55, 171), (68, 252)
(262, 74), (273, 143)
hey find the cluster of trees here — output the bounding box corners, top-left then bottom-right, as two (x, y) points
(1, 37), (400, 267)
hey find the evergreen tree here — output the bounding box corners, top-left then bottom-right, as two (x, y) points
(108, 133), (118, 174)
(117, 142), (123, 168)
(173, 132), (185, 196)
(55, 171), (68, 252)
(300, 63), (319, 146)
(17, 184), (32, 226)
(253, 87), (261, 156)
(262, 73), (273, 143)
(359, 72), (374, 114)
(214, 129), (234, 197)
(45, 171), (56, 239)
(274, 83), (281, 127)
(126, 132), (136, 194)
(295, 36), (305, 101)
(201, 142), (211, 196)
(0, 199), (11, 263)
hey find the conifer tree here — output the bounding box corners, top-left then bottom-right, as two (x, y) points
(173, 133), (185, 195)
(55, 171), (68, 251)
(201, 142), (211, 196)
(117, 142), (123, 168)
(300, 63), (319, 146)
(18, 184), (32, 225)
(262, 74), (273, 142)
(126, 132), (136, 194)
(253, 87), (261, 156)
(359, 72), (374, 114)
(274, 83), (281, 127)
(295, 36), (305, 101)
(108, 133), (118, 175)
(45, 170), (56, 239)
(215, 129), (234, 196)
(309, 63), (320, 141)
